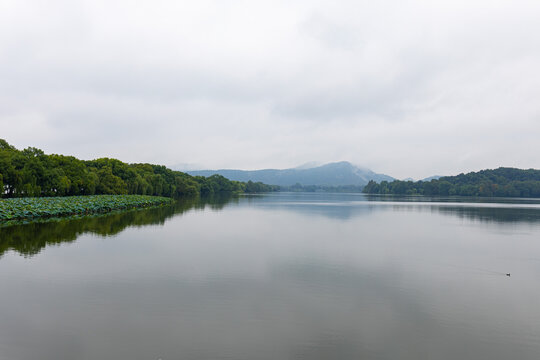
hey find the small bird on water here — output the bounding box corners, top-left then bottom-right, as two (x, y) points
(506, 273), (511, 277)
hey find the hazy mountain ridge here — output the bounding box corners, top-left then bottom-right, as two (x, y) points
(185, 161), (394, 186)
(422, 175), (442, 181)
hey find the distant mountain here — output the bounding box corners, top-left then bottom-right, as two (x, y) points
(187, 161), (394, 187)
(400, 175), (442, 182)
(422, 175), (442, 181)
(169, 162), (206, 171)
(294, 161), (321, 170)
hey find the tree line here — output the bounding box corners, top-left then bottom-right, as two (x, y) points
(363, 167), (540, 197)
(0, 139), (278, 198)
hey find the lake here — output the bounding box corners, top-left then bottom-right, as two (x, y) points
(1, 192), (540, 360)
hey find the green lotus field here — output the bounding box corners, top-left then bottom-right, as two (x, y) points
(0, 195), (173, 221)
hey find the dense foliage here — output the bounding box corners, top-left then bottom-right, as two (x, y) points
(363, 167), (540, 197)
(244, 180), (280, 193)
(0, 139), (276, 198)
(0, 195), (173, 221)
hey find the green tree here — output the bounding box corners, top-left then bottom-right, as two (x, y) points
(0, 138), (276, 199)
(96, 167), (128, 194)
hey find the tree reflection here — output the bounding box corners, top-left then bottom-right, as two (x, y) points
(0, 194), (237, 258)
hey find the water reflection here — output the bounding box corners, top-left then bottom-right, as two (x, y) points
(254, 193), (540, 224)
(1, 192), (540, 359)
(0, 194), (237, 258)
(270, 260), (535, 360)
(434, 206), (540, 224)
(3, 193), (540, 259)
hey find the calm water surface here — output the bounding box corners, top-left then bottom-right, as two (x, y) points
(1, 193), (540, 360)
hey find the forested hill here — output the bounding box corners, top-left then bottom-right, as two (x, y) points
(363, 167), (540, 197)
(0, 139), (277, 198)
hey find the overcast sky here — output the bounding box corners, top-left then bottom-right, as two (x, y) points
(1, 0), (540, 179)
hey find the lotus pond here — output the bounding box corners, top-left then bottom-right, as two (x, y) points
(0, 195), (173, 222)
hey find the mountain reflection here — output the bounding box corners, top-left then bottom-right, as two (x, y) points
(0, 194), (238, 258)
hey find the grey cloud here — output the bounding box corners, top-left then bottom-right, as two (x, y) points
(1, 0), (540, 178)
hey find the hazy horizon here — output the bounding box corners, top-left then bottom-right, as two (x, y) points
(2, 0), (540, 179)
(174, 160), (523, 182)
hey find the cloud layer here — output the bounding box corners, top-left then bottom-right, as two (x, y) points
(1, 0), (540, 178)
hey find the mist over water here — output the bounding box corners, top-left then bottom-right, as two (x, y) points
(1, 193), (540, 360)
